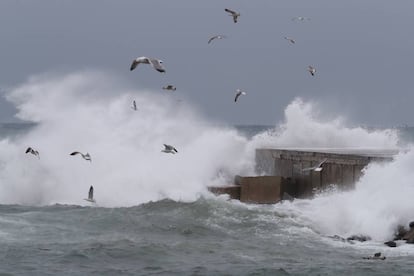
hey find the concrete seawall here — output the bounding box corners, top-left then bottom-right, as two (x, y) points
(209, 148), (396, 203)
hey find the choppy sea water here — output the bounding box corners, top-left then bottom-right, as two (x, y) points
(2, 197), (414, 276)
(1, 123), (414, 275)
(2, 73), (414, 275)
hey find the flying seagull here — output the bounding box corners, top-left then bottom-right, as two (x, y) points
(208, 35), (227, 44)
(234, 89), (247, 102)
(284, 36), (295, 44)
(25, 147), (40, 159)
(70, 151), (92, 162)
(84, 185), (96, 203)
(131, 100), (137, 111)
(162, 144), (178, 154)
(130, 56), (165, 73)
(302, 158), (327, 172)
(292, 16), (310, 21)
(307, 65), (316, 76)
(162, 85), (176, 91)
(224, 8), (240, 23)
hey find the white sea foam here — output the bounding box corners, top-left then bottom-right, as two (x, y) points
(1, 71), (412, 244)
(0, 71), (252, 206)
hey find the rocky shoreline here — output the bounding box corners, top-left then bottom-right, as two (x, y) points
(329, 221), (414, 248)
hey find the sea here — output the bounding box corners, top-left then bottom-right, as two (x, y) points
(1, 72), (414, 275)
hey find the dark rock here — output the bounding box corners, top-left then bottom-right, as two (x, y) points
(347, 234), (371, 242)
(394, 225), (408, 240)
(409, 221), (414, 228)
(363, 252), (386, 260)
(403, 228), (414, 243)
(384, 241), (397, 247)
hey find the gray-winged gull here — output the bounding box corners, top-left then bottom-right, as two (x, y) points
(162, 85), (176, 91)
(162, 144), (178, 154)
(25, 147), (40, 159)
(284, 36), (295, 44)
(132, 100), (137, 111)
(307, 65), (316, 76)
(70, 151), (92, 162)
(208, 35), (227, 44)
(84, 185), (96, 203)
(302, 158), (327, 172)
(130, 56), (166, 73)
(234, 89), (247, 103)
(292, 16), (310, 21)
(225, 8), (240, 23)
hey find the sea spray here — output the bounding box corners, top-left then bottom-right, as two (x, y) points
(0, 72), (253, 206)
(249, 98), (399, 149)
(0, 69), (408, 244)
(285, 148), (414, 242)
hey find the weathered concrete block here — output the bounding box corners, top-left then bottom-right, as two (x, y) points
(208, 186), (240, 200)
(239, 176), (282, 204)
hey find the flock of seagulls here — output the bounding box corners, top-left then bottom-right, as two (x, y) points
(24, 8), (316, 204)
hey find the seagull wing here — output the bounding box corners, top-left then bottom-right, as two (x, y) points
(130, 59), (139, 71)
(225, 8), (236, 15)
(70, 151), (81, 156)
(233, 15), (238, 23)
(208, 35), (218, 44)
(149, 59), (165, 73)
(88, 186), (94, 200)
(164, 144), (173, 150)
(235, 92), (241, 102)
(317, 158), (328, 167)
(25, 147), (32, 154)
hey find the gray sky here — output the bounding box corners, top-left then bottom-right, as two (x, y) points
(1, 0), (414, 126)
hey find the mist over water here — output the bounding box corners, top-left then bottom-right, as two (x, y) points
(1, 71), (413, 243)
(0, 72), (253, 206)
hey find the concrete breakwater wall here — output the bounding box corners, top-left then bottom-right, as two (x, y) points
(209, 149), (396, 203)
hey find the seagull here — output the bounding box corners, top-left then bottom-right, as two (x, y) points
(307, 65), (316, 76)
(130, 56), (165, 73)
(302, 158), (327, 172)
(292, 16), (310, 21)
(25, 147), (40, 159)
(225, 8), (240, 23)
(84, 185), (96, 203)
(162, 144), (178, 154)
(131, 100), (137, 111)
(70, 151), (92, 162)
(234, 89), (247, 103)
(162, 85), (176, 91)
(284, 36), (295, 44)
(208, 35), (227, 44)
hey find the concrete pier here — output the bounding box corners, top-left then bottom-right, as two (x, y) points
(209, 148), (396, 203)
(256, 148), (395, 198)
